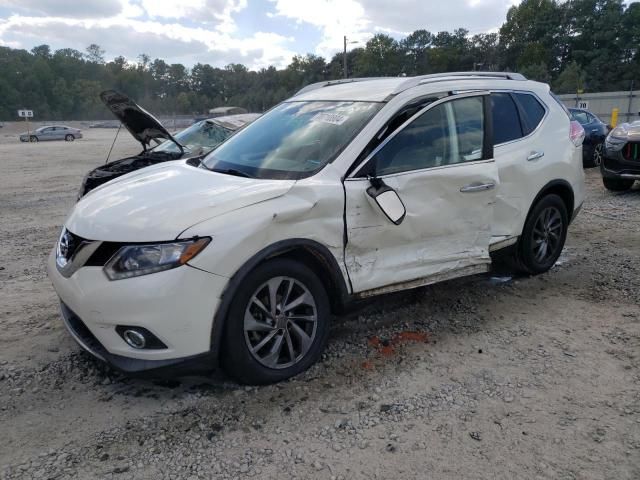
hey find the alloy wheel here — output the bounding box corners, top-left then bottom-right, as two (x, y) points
(244, 276), (317, 369)
(593, 143), (603, 166)
(531, 206), (563, 264)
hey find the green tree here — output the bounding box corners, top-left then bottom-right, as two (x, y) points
(518, 62), (551, 82)
(86, 44), (105, 64)
(499, 0), (564, 74)
(553, 61), (586, 93)
(355, 34), (403, 76)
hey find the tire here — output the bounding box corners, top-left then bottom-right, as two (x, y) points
(29, 136), (38, 142)
(516, 194), (568, 275)
(584, 143), (603, 168)
(221, 258), (330, 385)
(65, 134), (74, 141)
(602, 176), (634, 192)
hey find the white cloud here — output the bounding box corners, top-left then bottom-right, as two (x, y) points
(0, 0), (124, 18)
(270, 0), (521, 59)
(0, 15), (296, 69)
(139, 0), (246, 32)
(270, 0), (371, 59)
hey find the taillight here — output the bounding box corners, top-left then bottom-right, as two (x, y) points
(570, 120), (585, 147)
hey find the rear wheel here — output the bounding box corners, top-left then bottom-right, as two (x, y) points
(602, 176), (634, 192)
(516, 194), (568, 275)
(221, 258), (330, 384)
(65, 134), (74, 141)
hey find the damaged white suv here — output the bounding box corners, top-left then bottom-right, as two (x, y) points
(48, 73), (585, 384)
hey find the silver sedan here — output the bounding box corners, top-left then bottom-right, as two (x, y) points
(19, 125), (83, 142)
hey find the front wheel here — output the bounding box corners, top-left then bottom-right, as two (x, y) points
(517, 194), (568, 275)
(29, 136), (38, 142)
(602, 176), (634, 192)
(586, 143), (603, 168)
(65, 134), (74, 141)
(221, 258), (330, 384)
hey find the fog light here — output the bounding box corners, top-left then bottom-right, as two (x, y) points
(122, 329), (146, 349)
(115, 325), (168, 349)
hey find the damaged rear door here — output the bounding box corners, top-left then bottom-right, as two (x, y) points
(344, 92), (498, 295)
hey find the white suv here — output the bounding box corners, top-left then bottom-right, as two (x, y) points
(48, 73), (585, 384)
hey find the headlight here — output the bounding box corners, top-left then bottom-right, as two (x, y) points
(605, 126), (629, 151)
(104, 238), (210, 280)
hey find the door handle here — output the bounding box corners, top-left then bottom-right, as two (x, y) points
(527, 150), (544, 161)
(460, 182), (495, 193)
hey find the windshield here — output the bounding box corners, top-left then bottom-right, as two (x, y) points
(154, 120), (233, 155)
(202, 101), (382, 179)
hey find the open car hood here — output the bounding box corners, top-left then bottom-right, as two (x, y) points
(100, 90), (177, 149)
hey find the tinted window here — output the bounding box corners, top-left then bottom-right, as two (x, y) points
(491, 93), (523, 144)
(516, 93), (546, 134)
(370, 96), (485, 176)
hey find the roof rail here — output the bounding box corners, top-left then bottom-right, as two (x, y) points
(294, 77), (388, 96)
(391, 71), (526, 95)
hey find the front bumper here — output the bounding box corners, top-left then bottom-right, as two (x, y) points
(47, 248), (229, 372)
(59, 302), (215, 375)
(601, 148), (640, 179)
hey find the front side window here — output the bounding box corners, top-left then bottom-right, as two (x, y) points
(365, 96), (485, 177)
(202, 101), (382, 180)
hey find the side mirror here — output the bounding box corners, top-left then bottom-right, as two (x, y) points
(366, 178), (406, 225)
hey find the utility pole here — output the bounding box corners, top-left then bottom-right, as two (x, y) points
(343, 35), (348, 79)
(627, 79), (635, 122)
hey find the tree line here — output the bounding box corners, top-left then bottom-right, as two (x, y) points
(0, 0), (638, 121)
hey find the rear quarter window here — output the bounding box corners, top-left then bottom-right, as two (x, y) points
(514, 93), (546, 134)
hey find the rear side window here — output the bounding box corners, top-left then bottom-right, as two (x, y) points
(571, 111), (590, 125)
(515, 93), (546, 134)
(491, 93), (523, 144)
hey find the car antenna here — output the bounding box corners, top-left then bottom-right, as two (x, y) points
(105, 123), (123, 164)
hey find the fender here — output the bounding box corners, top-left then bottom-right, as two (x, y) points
(209, 238), (350, 362)
(528, 179), (575, 223)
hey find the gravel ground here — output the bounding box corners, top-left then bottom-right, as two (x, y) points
(1, 123), (639, 479)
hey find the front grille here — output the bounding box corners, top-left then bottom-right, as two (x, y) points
(57, 229), (84, 264)
(86, 242), (124, 266)
(622, 142), (640, 161)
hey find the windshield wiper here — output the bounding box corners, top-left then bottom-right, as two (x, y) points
(210, 167), (255, 178)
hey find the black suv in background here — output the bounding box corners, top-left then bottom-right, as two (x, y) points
(601, 120), (640, 191)
(569, 108), (609, 168)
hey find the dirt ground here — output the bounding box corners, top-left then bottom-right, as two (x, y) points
(0, 123), (639, 480)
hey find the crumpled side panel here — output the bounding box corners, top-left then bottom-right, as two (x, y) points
(344, 160), (498, 294)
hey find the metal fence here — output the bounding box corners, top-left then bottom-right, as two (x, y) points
(557, 90), (639, 124)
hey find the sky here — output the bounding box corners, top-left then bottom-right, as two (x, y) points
(0, 0), (636, 70)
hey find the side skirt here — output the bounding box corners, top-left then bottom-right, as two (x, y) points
(354, 263), (489, 299)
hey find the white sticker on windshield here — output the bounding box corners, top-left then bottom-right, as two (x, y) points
(311, 112), (348, 125)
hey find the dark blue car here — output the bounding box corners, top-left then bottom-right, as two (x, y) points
(569, 108), (610, 168)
